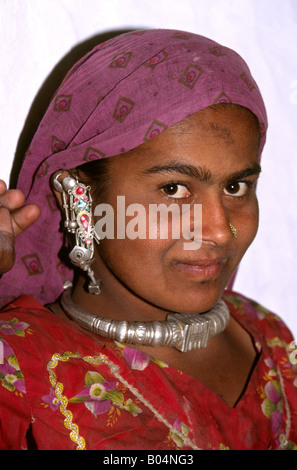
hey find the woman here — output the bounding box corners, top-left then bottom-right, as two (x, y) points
(0, 29), (296, 450)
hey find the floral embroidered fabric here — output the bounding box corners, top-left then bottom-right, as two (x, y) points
(0, 291), (296, 450)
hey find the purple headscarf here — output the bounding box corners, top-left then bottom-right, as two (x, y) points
(0, 29), (268, 306)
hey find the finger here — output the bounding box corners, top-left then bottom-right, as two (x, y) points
(0, 188), (26, 212)
(11, 204), (41, 237)
(0, 231), (15, 273)
(0, 204), (14, 234)
(0, 207), (15, 273)
(0, 203), (41, 275)
(0, 180), (8, 199)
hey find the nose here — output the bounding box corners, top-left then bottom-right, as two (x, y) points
(201, 195), (234, 247)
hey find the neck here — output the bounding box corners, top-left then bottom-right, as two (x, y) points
(72, 271), (172, 324)
(71, 251), (179, 323)
(62, 282), (229, 352)
(58, 257), (230, 357)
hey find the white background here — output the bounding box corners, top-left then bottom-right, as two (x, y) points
(1, 0), (297, 337)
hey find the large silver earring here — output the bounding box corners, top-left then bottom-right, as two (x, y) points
(53, 172), (102, 294)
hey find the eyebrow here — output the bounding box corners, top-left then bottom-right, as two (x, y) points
(225, 163), (262, 183)
(143, 162), (213, 182)
(143, 161), (261, 184)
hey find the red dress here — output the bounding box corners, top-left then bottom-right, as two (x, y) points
(0, 291), (296, 450)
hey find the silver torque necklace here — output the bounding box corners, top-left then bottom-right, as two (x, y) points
(61, 282), (230, 352)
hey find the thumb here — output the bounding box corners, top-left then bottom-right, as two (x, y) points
(11, 204), (41, 237)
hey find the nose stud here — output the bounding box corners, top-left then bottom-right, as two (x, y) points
(229, 223), (238, 238)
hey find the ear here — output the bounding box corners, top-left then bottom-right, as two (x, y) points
(50, 170), (71, 210)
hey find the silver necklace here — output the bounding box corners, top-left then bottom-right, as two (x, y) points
(61, 282), (230, 352)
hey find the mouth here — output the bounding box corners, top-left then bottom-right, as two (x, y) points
(173, 257), (228, 279)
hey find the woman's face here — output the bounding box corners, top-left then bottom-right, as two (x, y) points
(94, 105), (261, 314)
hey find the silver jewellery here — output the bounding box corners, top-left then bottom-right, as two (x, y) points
(61, 281), (230, 352)
(53, 172), (102, 294)
(229, 223), (238, 238)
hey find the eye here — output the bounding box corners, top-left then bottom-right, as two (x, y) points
(223, 181), (249, 198)
(162, 183), (191, 199)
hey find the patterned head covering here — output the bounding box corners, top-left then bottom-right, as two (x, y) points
(0, 29), (268, 306)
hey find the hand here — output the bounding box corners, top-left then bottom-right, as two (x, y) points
(0, 180), (41, 274)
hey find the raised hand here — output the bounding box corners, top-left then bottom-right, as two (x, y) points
(0, 180), (41, 274)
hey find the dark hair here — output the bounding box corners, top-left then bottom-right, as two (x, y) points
(76, 157), (112, 202)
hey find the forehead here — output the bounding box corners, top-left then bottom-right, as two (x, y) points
(150, 104), (259, 143)
(120, 104), (260, 169)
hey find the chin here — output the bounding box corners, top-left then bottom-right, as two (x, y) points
(156, 282), (226, 315)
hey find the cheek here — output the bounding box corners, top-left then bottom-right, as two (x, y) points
(95, 196), (179, 273)
(98, 236), (170, 280)
(236, 199), (259, 253)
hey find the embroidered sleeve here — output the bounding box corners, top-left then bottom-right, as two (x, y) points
(0, 318), (33, 449)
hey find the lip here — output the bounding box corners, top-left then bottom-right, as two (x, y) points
(173, 257), (228, 279)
